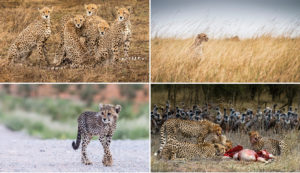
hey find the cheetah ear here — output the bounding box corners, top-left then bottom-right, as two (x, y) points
(50, 7), (53, 12)
(84, 4), (88, 9)
(38, 8), (42, 13)
(99, 103), (104, 110)
(115, 105), (122, 114)
(115, 6), (119, 11)
(97, 4), (101, 9)
(127, 6), (132, 13)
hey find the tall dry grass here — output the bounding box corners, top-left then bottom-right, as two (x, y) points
(151, 36), (300, 82)
(0, 0), (149, 82)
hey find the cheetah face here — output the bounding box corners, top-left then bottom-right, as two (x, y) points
(214, 143), (226, 156)
(249, 131), (260, 144)
(73, 15), (85, 29)
(116, 6), (131, 21)
(98, 21), (110, 36)
(99, 103), (122, 124)
(38, 7), (53, 20)
(212, 125), (222, 136)
(85, 4), (99, 16)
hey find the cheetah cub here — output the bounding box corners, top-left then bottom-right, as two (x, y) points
(95, 20), (110, 62)
(190, 33), (209, 58)
(55, 15), (87, 68)
(84, 4), (101, 16)
(72, 103), (121, 166)
(108, 7), (132, 61)
(8, 7), (53, 66)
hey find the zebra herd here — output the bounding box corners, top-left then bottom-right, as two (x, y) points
(151, 101), (300, 134)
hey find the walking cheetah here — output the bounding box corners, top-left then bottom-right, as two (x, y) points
(8, 7), (53, 66)
(55, 15), (88, 68)
(72, 103), (121, 166)
(190, 33), (209, 58)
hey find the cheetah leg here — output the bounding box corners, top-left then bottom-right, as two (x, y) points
(99, 135), (113, 166)
(81, 135), (92, 165)
(123, 35), (131, 59)
(37, 40), (49, 66)
(111, 42), (120, 62)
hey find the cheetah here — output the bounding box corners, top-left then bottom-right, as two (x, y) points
(190, 33), (209, 58)
(56, 4), (103, 62)
(8, 7), (53, 66)
(160, 138), (226, 160)
(80, 15), (106, 58)
(155, 119), (222, 156)
(84, 3), (101, 16)
(95, 20), (110, 62)
(211, 134), (233, 151)
(72, 103), (121, 166)
(249, 131), (288, 156)
(107, 7), (132, 61)
(55, 15), (88, 68)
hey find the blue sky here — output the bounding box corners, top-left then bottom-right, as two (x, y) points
(151, 0), (300, 39)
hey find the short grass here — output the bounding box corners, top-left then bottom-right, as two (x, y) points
(0, 0), (149, 82)
(151, 37), (300, 82)
(151, 130), (300, 172)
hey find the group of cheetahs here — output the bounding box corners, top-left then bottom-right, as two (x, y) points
(7, 4), (133, 69)
(154, 118), (288, 161)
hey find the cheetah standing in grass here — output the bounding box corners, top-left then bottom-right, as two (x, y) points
(72, 103), (122, 166)
(8, 7), (53, 66)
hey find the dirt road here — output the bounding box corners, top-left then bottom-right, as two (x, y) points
(0, 126), (149, 172)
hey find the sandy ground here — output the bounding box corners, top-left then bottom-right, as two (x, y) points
(0, 126), (149, 172)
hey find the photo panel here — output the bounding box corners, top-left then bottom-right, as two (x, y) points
(151, 84), (300, 172)
(0, 84), (149, 171)
(151, 0), (300, 82)
(0, 0), (149, 82)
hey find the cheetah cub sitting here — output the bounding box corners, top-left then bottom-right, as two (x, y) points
(55, 15), (88, 68)
(95, 20), (110, 62)
(8, 7), (53, 66)
(108, 7), (132, 61)
(72, 103), (121, 166)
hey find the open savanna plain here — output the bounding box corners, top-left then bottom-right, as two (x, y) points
(0, 0), (149, 82)
(151, 36), (300, 82)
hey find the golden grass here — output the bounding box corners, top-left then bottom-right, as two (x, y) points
(151, 37), (300, 82)
(0, 0), (149, 82)
(151, 131), (300, 172)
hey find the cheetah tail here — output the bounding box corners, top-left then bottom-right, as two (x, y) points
(155, 123), (166, 156)
(72, 128), (81, 150)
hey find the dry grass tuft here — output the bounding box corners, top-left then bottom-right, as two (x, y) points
(0, 0), (149, 82)
(151, 130), (300, 172)
(151, 37), (300, 82)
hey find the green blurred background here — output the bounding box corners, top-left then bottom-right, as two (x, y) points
(0, 84), (149, 140)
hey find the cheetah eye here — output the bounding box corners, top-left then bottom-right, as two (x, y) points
(108, 113), (111, 116)
(101, 112), (104, 115)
